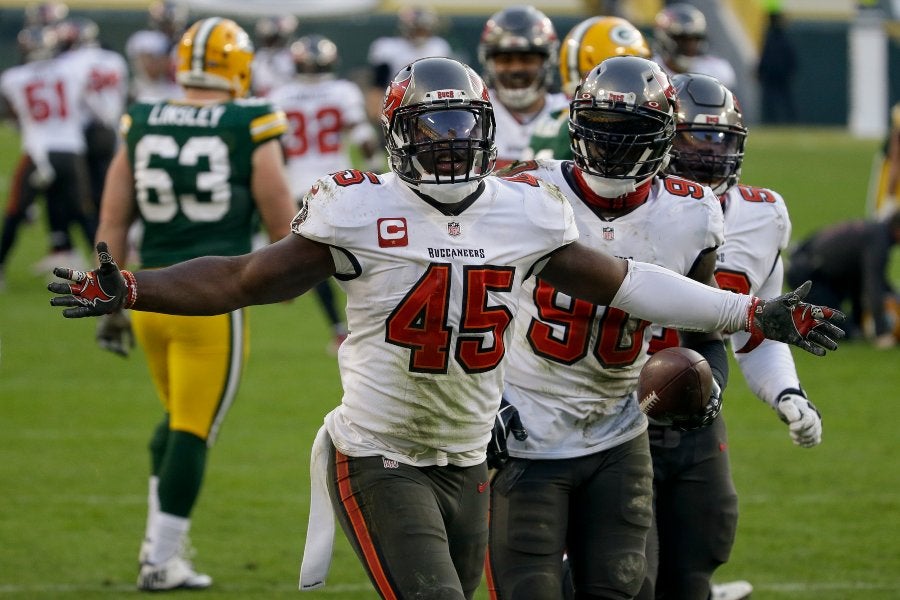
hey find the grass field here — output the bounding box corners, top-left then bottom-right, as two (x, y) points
(1, 123), (898, 599)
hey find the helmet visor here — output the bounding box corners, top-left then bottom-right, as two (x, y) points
(413, 109), (484, 143)
(571, 110), (672, 179)
(410, 109), (488, 180)
(670, 128), (745, 190)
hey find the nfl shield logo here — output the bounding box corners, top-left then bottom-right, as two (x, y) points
(602, 227), (615, 241)
(448, 221), (461, 236)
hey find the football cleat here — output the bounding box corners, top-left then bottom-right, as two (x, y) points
(137, 555), (212, 591)
(711, 580), (753, 600)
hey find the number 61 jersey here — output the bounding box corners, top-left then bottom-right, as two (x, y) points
(122, 97), (288, 267)
(292, 171), (578, 467)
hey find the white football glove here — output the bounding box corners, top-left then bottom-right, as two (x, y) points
(28, 161), (56, 190)
(775, 390), (822, 448)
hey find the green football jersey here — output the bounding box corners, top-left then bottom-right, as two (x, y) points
(527, 107), (572, 161)
(123, 98), (287, 268)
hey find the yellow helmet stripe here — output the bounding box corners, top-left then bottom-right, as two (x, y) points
(192, 17), (223, 74)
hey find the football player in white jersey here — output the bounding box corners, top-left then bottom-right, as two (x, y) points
(478, 5), (569, 167)
(636, 74), (820, 600)
(250, 15), (297, 98)
(366, 6), (452, 127)
(651, 3), (736, 89)
(48, 57), (844, 599)
(269, 35), (380, 200)
(0, 23), (95, 282)
(124, 1), (187, 102)
(268, 34), (381, 353)
(55, 17), (128, 211)
(485, 56), (727, 599)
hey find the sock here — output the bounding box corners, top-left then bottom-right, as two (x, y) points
(157, 431), (207, 517)
(140, 475), (160, 561)
(148, 512), (190, 565)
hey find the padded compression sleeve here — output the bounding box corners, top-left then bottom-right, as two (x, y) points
(611, 260), (750, 334)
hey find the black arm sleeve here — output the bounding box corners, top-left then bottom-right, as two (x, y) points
(688, 338), (729, 391)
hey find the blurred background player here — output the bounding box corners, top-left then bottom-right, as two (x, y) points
(55, 16), (129, 214)
(0, 21), (96, 288)
(786, 211), (900, 350)
(652, 2), (735, 88)
(478, 5), (567, 167)
(92, 17), (297, 590)
(637, 73), (824, 600)
(268, 34), (381, 353)
(756, 9), (798, 125)
(486, 55), (727, 599)
(527, 15), (650, 160)
(250, 14), (298, 98)
(869, 101), (900, 218)
(24, 0), (68, 28)
(365, 6), (452, 128)
(125, 0), (188, 101)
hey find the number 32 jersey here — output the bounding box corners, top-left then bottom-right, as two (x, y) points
(502, 160), (725, 459)
(292, 172), (578, 467)
(122, 98), (288, 267)
(268, 77), (370, 199)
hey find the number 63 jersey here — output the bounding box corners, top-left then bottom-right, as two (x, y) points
(292, 171), (578, 467)
(122, 97), (288, 267)
(502, 160), (724, 459)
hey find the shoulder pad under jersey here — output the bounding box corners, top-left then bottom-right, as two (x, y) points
(299, 170), (386, 229)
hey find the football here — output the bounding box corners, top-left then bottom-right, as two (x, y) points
(637, 347), (713, 423)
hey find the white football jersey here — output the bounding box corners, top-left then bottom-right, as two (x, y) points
(0, 56), (91, 154)
(490, 90), (569, 167)
(251, 47), (294, 97)
(653, 52), (736, 89)
(63, 46), (129, 128)
(292, 171), (578, 467)
(715, 184), (790, 297)
(125, 29), (181, 102)
(503, 161), (724, 459)
(367, 35), (453, 84)
(268, 77), (371, 198)
(717, 183), (802, 406)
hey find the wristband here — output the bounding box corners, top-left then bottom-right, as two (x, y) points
(121, 270), (137, 309)
(745, 296), (762, 332)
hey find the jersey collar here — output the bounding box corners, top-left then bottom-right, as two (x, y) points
(566, 163), (652, 212)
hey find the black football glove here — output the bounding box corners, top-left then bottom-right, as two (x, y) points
(49, 242), (135, 318)
(737, 281), (845, 356)
(96, 311), (135, 358)
(487, 398), (528, 470)
(671, 379), (723, 431)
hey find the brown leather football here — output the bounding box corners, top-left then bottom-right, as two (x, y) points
(637, 347), (713, 422)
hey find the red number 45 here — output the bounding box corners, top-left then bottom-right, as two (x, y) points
(386, 264), (515, 374)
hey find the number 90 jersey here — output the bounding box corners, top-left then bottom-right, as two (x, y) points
(502, 160), (724, 459)
(122, 98), (288, 267)
(292, 171), (578, 467)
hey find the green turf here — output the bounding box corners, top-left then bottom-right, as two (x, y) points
(0, 123), (897, 598)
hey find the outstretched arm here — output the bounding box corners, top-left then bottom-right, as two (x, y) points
(541, 241), (845, 356)
(49, 235), (336, 317)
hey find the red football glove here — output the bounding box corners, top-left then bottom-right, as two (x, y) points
(737, 281), (845, 356)
(48, 242), (137, 318)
